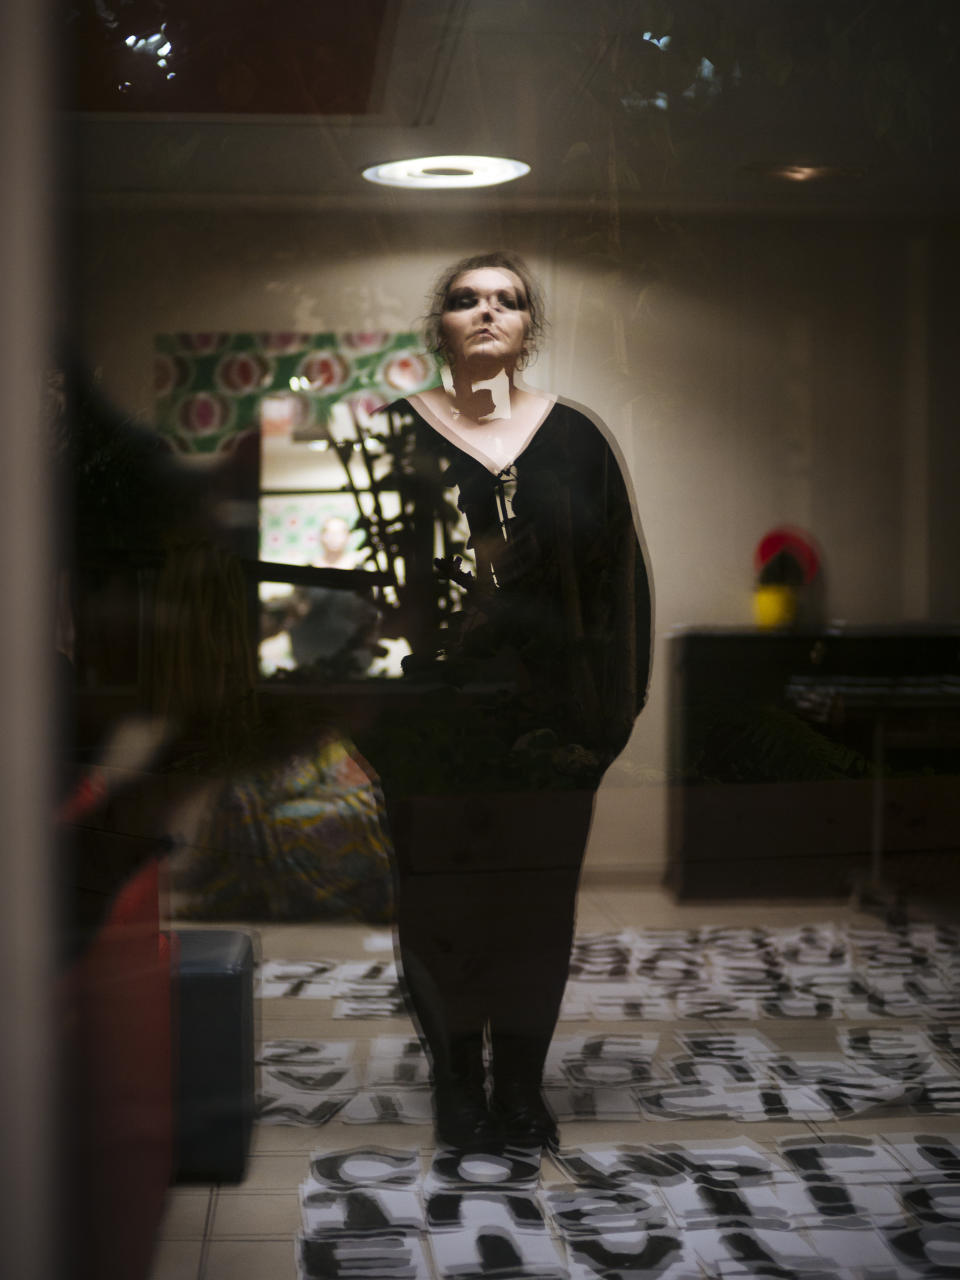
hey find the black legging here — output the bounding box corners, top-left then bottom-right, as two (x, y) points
(384, 787), (595, 1088)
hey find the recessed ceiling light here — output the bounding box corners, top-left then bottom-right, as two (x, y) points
(361, 155), (530, 190)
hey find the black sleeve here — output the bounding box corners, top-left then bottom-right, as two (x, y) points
(565, 410), (652, 762)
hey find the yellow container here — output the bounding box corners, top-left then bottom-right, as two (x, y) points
(752, 584), (798, 629)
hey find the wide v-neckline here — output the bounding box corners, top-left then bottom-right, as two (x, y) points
(406, 392), (558, 476)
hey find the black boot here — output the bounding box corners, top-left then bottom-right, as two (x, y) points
(490, 1080), (558, 1149)
(433, 1033), (494, 1150)
(489, 1033), (558, 1149)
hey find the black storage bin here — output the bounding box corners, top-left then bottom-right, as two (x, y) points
(173, 928), (256, 1183)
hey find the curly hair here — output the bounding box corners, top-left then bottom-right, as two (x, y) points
(422, 252), (547, 369)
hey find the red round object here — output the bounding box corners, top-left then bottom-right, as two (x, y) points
(754, 527), (821, 584)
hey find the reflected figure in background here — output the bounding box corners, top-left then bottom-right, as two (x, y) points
(260, 515), (380, 675)
(312, 515), (355, 569)
(287, 517), (379, 671)
(364, 253), (652, 1150)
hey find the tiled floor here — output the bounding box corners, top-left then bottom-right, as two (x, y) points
(147, 883), (960, 1280)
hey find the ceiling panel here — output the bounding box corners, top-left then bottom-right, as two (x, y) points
(70, 0), (960, 216)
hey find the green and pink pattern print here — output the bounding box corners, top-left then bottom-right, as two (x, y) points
(155, 331), (439, 454)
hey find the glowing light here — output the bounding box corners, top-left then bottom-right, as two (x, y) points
(362, 155), (529, 190)
(158, 42), (172, 57)
(779, 166), (828, 182)
(124, 35), (137, 48)
(740, 162), (862, 184)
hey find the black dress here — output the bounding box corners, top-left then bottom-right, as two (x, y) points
(359, 396), (652, 1092)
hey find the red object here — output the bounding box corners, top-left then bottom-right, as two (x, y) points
(63, 860), (175, 1280)
(58, 771), (108, 824)
(754, 526), (821, 585)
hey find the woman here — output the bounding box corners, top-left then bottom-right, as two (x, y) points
(365, 252), (651, 1150)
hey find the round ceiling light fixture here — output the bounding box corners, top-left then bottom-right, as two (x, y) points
(361, 154), (530, 189)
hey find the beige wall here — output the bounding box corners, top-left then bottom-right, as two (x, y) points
(78, 207), (945, 874)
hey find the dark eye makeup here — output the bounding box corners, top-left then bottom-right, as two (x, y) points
(444, 288), (527, 311)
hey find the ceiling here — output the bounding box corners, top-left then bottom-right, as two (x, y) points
(71, 0), (960, 217)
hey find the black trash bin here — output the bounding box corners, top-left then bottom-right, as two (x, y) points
(173, 928), (256, 1183)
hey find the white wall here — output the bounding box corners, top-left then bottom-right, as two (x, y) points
(79, 207), (940, 875)
(1, 2), (55, 1277)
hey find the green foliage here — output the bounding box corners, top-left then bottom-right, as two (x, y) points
(691, 703), (870, 784)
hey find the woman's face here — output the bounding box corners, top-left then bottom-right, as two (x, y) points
(439, 267), (530, 373)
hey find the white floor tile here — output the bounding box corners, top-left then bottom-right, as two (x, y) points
(203, 1239), (298, 1280)
(211, 1191), (301, 1239)
(155, 1189), (213, 1240)
(145, 1237), (203, 1280)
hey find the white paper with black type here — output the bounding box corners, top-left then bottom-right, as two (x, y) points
(363, 931), (395, 953)
(340, 1091), (433, 1125)
(839, 1026), (937, 1062)
(637, 1080), (850, 1122)
(589, 991), (675, 1021)
(364, 1036), (430, 1088)
(557, 989), (592, 1020)
(258, 959), (339, 998)
(263, 919), (960, 1022)
(369, 1035), (427, 1063)
(550, 1033), (661, 1087)
(884, 1223), (960, 1276)
(777, 1135), (912, 1184)
(928, 1024), (960, 1062)
(657, 1140), (794, 1186)
(554, 1141), (791, 1190)
(258, 1038), (355, 1066)
(258, 1092), (349, 1126)
(667, 1057), (766, 1087)
(684, 1225), (826, 1276)
(331, 960), (399, 996)
(261, 1063), (361, 1095)
(257, 1062), (361, 1124)
(565, 1228), (699, 1280)
(298, 1230), (431, 1280)
(424, 1189), (546, 1235)
(886, 1133), (960, 1179)
(428, 1222), (568, 1279)
(568, 931), (636, 981)
(307, 1147), (420, 1190)
(900, 1181), (960, 1224)
(425, 1146), (542, 1193)
(657, 1179), (797, 1231)
(365, 1056), (432, 1088)
(788, 1180), (909, 1228)
(559, 1053), (661, 1088)
(675, 1030), (780, 1060)
(544, 1186), (669, 1236)
(801, 1224), (907, 1272)
(300, 1185), (425, 1236)
(334, 996), (408, 1019)
(544, 1085), (641, 1122)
